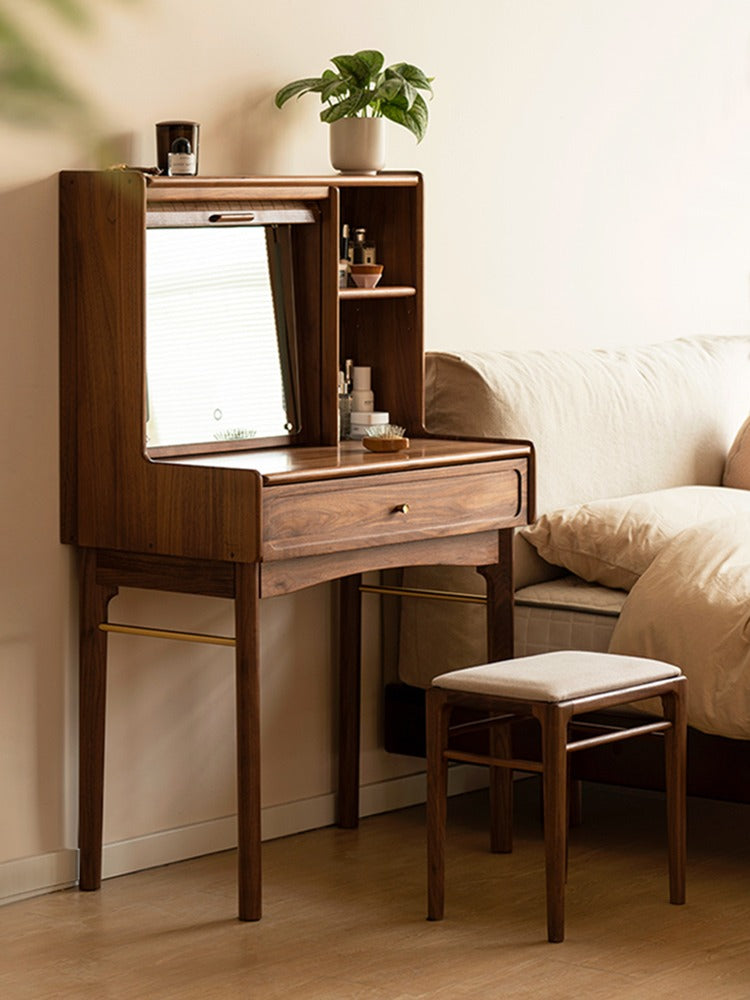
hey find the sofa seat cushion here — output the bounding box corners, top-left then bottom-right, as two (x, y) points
(398, 574), (625, 689)
(514, 577), (624, 658)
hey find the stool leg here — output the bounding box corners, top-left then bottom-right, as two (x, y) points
(568, 777), (583, 828)
(426, 688), (450, 920)
(662, 681), (687, 905)
(489, 723), (513, 853)
(540, 705), (569, 943)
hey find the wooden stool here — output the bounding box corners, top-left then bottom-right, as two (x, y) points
(426, 650), (687, 943)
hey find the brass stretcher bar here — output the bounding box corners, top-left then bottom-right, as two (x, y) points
(98, 584), (487, 647)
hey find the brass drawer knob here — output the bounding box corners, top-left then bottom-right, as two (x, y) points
(392, 503), (410, 515)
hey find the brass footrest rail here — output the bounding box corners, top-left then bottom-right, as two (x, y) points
(99, 622), (235, 647)
(359, 583), (485, 605)
(98, 582), (483, 648)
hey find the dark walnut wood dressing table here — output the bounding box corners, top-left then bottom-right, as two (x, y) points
(59, 169), (534, 921)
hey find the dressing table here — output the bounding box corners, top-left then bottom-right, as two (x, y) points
(59, 169), (534, 920)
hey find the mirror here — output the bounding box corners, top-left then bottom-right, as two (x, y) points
(145, 223), (300, 453)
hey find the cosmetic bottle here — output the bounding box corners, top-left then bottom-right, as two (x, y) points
(350, 411), (390, 440)
(338, 360), (353, 440)
(350, 230), (376, 264)
(341, 223), (350, 261)
(352, 228), (367, 264)
(361, 235), (377, 265)
(351, 366), (374, 413)
(167, 137), (197, 176)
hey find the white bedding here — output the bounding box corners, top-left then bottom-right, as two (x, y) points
(609, 516), (750, 739)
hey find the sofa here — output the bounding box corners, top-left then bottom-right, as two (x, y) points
(386, 334), (750, 800)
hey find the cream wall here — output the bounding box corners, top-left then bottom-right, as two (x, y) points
(2, 0), (750, 897)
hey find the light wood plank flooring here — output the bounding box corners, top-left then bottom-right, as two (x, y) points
(1, 780), (748, 999)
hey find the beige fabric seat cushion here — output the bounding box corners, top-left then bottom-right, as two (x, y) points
(432, 650), (682, 703)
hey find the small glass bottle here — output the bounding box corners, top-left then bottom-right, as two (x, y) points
(361, 236), (377, 265)
(352, 228), (367, 264)
(168, 137), (197, 176)
(338, 361), (353, 440)
(351, 366), (374, 413)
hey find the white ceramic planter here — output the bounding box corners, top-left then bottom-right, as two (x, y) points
(329, 117), (386, 174)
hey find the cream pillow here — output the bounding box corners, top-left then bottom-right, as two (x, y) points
(723, 415), (750, 489)
(521, 485), (750, 591)
(609, 516), (750, 739)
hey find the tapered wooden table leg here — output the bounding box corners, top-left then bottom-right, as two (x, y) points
(235, 563), (262, 921)
(479, 530), (516, 852)
(338, 574), (362, 829)
(478, 531), (515, 663)
(78, 548), (118, 891)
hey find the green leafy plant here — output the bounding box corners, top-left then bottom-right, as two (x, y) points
(274, 49), (434, 143)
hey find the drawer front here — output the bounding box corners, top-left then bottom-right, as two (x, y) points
(262, 460), (527, 560)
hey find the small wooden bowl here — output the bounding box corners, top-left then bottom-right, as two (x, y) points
(350, 263), (384, 289)
(362, 436), (409, 453)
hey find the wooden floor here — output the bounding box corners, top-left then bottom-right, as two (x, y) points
(1, 780), (749, 999)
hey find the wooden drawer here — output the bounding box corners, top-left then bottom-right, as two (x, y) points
(261, 459), (527, 560)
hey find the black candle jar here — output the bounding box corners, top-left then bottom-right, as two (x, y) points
(155, 121), (200, 176)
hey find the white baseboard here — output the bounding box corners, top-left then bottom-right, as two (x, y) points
(102, 764), (488, 880)
(0, 849), (78, 905)
(0, 765), (489, 902)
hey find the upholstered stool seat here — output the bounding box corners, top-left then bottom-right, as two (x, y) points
(426, 650), (687, 943)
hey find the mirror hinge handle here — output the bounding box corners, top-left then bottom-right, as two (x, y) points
(208, 213), (257, 224)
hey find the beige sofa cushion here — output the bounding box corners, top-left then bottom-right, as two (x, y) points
(427, 335), (750, 515)
(521, 485), (750, 591)
(398, 336), (750, 688)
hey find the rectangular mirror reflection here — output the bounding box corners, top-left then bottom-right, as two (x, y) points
(145, 222), (299, 454)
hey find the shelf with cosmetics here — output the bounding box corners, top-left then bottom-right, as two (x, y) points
(334, 172), (424, 438)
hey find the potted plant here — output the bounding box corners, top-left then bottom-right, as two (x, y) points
(274, 49), (433, 173)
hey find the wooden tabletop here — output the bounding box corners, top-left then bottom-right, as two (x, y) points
(154, 437), (532, 486)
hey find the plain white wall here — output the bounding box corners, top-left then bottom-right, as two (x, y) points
(2, 0), (750, 877)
